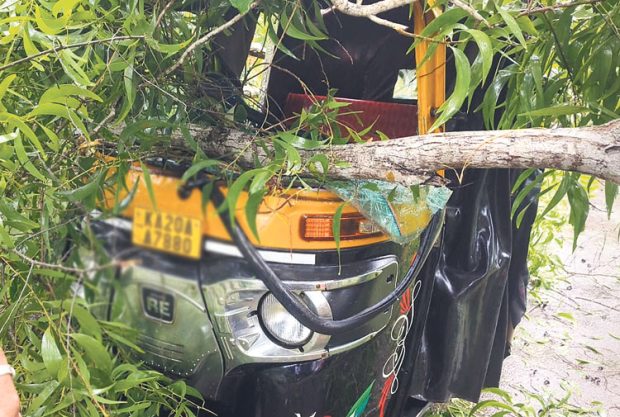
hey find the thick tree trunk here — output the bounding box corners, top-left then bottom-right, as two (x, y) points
(173, 120), (620, 185)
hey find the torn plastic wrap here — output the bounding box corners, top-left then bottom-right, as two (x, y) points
(326, 180), (452, 245)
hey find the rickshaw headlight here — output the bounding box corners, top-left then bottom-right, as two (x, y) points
(258, 293), (313, 348)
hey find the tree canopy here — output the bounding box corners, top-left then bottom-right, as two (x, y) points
(0, 0), (619, 414)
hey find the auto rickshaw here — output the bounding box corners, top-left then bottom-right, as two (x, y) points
(88, 1), (538, 416)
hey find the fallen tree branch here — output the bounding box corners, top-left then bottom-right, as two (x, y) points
(168, 120), (620, 185)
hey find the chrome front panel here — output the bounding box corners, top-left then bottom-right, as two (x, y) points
(202, 259), (399, 369)
(109, 265), (224, 390)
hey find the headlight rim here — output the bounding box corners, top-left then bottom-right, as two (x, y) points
(257, 292), (314, 349)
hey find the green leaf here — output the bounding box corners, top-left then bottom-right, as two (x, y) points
(229, 0), (253, 13)
(0, 74), (17, 102)
(278, 132), (327, 149)
(59, 170), (103, 204)
(40, 84), (102, 104)
(34, 6), (69, 35)
(497, 6), (527, 49)
(281, 9), (327, 41)
(345, 381), (374, 417)
(14, 133), (46, 181)
(430, 47), (471, 130)
(556, 312), (575, 322)
(0, 223), (15, 249)
(51, 0), (81, 17)
(26, 380), (59, 414)
(63, 300), (102, 341)
(464, 29), (493, 84)
(567, 175), (589, 251)
(124, 63), (136, 109)
(59, 50), (94, 87)
(181, 159), (220, 182)
(511, 173), (544, 221)
(273, 138), (302, 173)
(469, 399), (517, 416)
(521, 105), (588, 117)
(42, 327), (63, 378)
(147, 38), (192, 57)
(0, 112), (46, 155)
(30, 102), (90, 140)
(39, 124), (60, 152)
(224, 169), (261, 227)
(245, 189), (265, 242)
(540, 172), (570, 218)
(420, 8), (469, 38)
(332, 203), (346, 254)
(0, 130), (18, 145)
(604, 181), (617, 219)
(140, 162), (157, 211)
(307, 154), (329, 176)
(71, 333), (114, 373)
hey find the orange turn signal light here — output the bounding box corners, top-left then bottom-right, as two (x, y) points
(300, 213), (383, 241)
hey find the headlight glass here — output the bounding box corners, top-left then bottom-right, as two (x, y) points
(258, 293), (313, 347)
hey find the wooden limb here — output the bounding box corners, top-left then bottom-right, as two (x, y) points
(174, 120), (620, 185)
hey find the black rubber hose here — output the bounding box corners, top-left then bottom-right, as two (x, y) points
(211, 185), (443, 335)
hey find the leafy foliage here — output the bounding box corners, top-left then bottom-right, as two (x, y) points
(0, 0), (618, 415)
(422, 386), (605, 417)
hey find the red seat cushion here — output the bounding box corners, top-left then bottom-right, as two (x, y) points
(284, 93), (418, 141)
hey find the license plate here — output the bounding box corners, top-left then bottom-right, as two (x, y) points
(132, 208), (202, 259)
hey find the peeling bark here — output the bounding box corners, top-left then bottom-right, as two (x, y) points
(168, 120), (620, 185)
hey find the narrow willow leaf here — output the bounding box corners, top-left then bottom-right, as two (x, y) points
(229, 0), (253, 13)
(540, 173), (570, 218)
(63, 300), (102, 341)
(34, 6), (68, 35)
(431, 47), (471, 131)
(59, 50), (94, 86)
(59, 170), (103, 203)
(42, 327), (63, 378)
(332, 203), (345, 254)
(511, 173), (544, 220)
(464, 29), (493, 84)
(468, 399), (518, 416)
(181, 159), (220, 182)
(567, 176), (589, 251)
(26, 380), (59, 414)
(40, 84), (102, 104)
(0, 223), (15, 249)
(0, 74), (17, 102)
(14, 133), (46, 181)
(281, 9), (326, 41)
(140, 162), (157, 210)
(30, 102), (90, 139)
(604, 181), (618, 219)
(245, 189), (265, 242)
(497, 6), (527, 48)
(521, 105), (588, 117)
(71, 333), (114, 373)
(511, 168), (537, 194)
(420, 8), (469, 38)
(224, 169), (261, 227)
